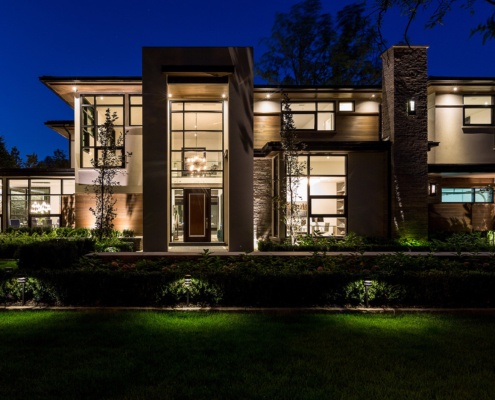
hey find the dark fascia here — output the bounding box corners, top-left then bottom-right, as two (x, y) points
(0, 168), (75, 177)
(258, 140), (391, 156)
(254, 84), (382, 91)
(428, 164), (495, 173)
(39, 76), (142, 82)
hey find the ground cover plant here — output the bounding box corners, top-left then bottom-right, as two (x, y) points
(0, 311), (494, 400)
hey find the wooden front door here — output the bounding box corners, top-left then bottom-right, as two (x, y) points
(184, 189), (211, 242)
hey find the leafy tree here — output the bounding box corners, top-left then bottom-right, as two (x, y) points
(372, 0), (495, 44)
(87, 109), (129, 240)
(42, 149), (70, 168)
(257, 0), (382, 85)
(0, 136), (22, 168)
(25, 153), (40, 168)
(279, 93), (306, 244)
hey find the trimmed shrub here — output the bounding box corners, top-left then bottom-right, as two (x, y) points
(17, 238), (95, 271)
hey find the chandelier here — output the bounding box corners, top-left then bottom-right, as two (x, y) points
(31, 201), (50, 214)
(185, 154), (207, 174)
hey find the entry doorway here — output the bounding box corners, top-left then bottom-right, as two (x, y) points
(183, 188), (211, 242)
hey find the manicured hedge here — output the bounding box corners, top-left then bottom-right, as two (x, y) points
(16, 239), (96, 270)
(2, 253), (495, 307)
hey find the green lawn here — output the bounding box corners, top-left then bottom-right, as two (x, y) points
(0, 312), (494, 400)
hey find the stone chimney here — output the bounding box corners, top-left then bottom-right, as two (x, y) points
(382, 46), (429, 239)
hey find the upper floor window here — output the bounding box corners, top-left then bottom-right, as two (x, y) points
(463, 96), (493, 125)
(130, 95), (142, 126)
(442, 187), (493, 203)
(283, 102), (335, 131)
(80, 95), (125, 168)
(338, 101), (354, 112)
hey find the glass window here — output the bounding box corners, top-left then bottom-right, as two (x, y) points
(80, 95), (125, 168)
(283, 102), (335, 131)
(130, 95), (143, 126)
(287, 155), (347, 237)
(442, 188), (493, 203)
(7, 178), (74, 228)
(338, 101), (354, 112)
(463, 96), (493, 125)
(309, 156), (345, 175)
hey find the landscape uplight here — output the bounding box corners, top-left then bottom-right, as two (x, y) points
(17, 277), (27, 306)
(184, 275), (192, 306)
(363, 279), (373, 308)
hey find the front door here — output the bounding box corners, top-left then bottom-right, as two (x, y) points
(184, 189), (211, 242)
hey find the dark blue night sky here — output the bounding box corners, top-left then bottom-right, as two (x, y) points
(1, 0), (494, 159)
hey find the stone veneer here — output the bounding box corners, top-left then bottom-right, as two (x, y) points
(253, 159), (273, 239)
(382, 46), (429, 239)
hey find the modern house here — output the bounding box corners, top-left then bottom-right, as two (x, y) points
(1, 45), (495, 251)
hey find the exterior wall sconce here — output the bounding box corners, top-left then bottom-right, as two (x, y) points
(363, 279), (373, 308)
(184, 274), (192, 306)
(407, 99), (416, 115)
(429, 183), (437, 196)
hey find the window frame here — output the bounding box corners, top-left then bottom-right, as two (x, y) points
(80, 94), (126, 169)
(282, 101), (336, 131)
(441, 187), (494, 203)
(463, 95), (494, 126)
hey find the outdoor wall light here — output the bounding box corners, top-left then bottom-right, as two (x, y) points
(407, 99), (416, 115)
(363, 279), (373, 308)
(184, 275), (192, 306)
(17, 277), (27, 306)
(429, 183), (437, 196)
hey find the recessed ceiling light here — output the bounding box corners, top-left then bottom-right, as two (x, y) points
(266, 94), (271, 99)
(222, 94), (226, 98)
(453, 87), (458, 92)
(168, 93), (172, 98)
(72, 86), (77, 92)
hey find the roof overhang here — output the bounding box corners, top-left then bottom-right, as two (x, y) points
(39, 76), (142, 109)
(44, 120), (74, 139)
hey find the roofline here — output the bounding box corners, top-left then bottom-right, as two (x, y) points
(39, 76), (142, 83)
(0, 168), (75, 177)
(428, 76), (495, 83)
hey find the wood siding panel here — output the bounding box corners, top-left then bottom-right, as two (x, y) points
(429, 203), (495, 232)
(75, 193), (143, 235)
(254, 115), (280, 149)
(335, 115), (379, 141)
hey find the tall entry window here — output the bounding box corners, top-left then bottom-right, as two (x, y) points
(170, 101), (224, 243)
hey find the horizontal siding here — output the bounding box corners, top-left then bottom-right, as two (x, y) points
(254, 114), (380, 148)
(75, 193), (143, 235)
(429, 203), (495, 232)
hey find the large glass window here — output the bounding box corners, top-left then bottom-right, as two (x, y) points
(287, 155), (346, 237)
(170, 100), (224, 243)
(442, 187), (493, 203)
(81, 95), (125, 168)
(463, 96), (493, 125)
(7, 178), (75, 228)
(284, 102), (335, 131)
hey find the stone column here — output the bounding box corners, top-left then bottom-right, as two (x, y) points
(382, 46), (429, 239)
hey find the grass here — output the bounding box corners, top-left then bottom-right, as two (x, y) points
(0, 312), (494, 400)
(0, 260), (17, 270)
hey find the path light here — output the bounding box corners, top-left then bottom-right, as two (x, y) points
(184, 275), (192, 306)
(363, 279), (373, 308)
(17, 277), (27, 306)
